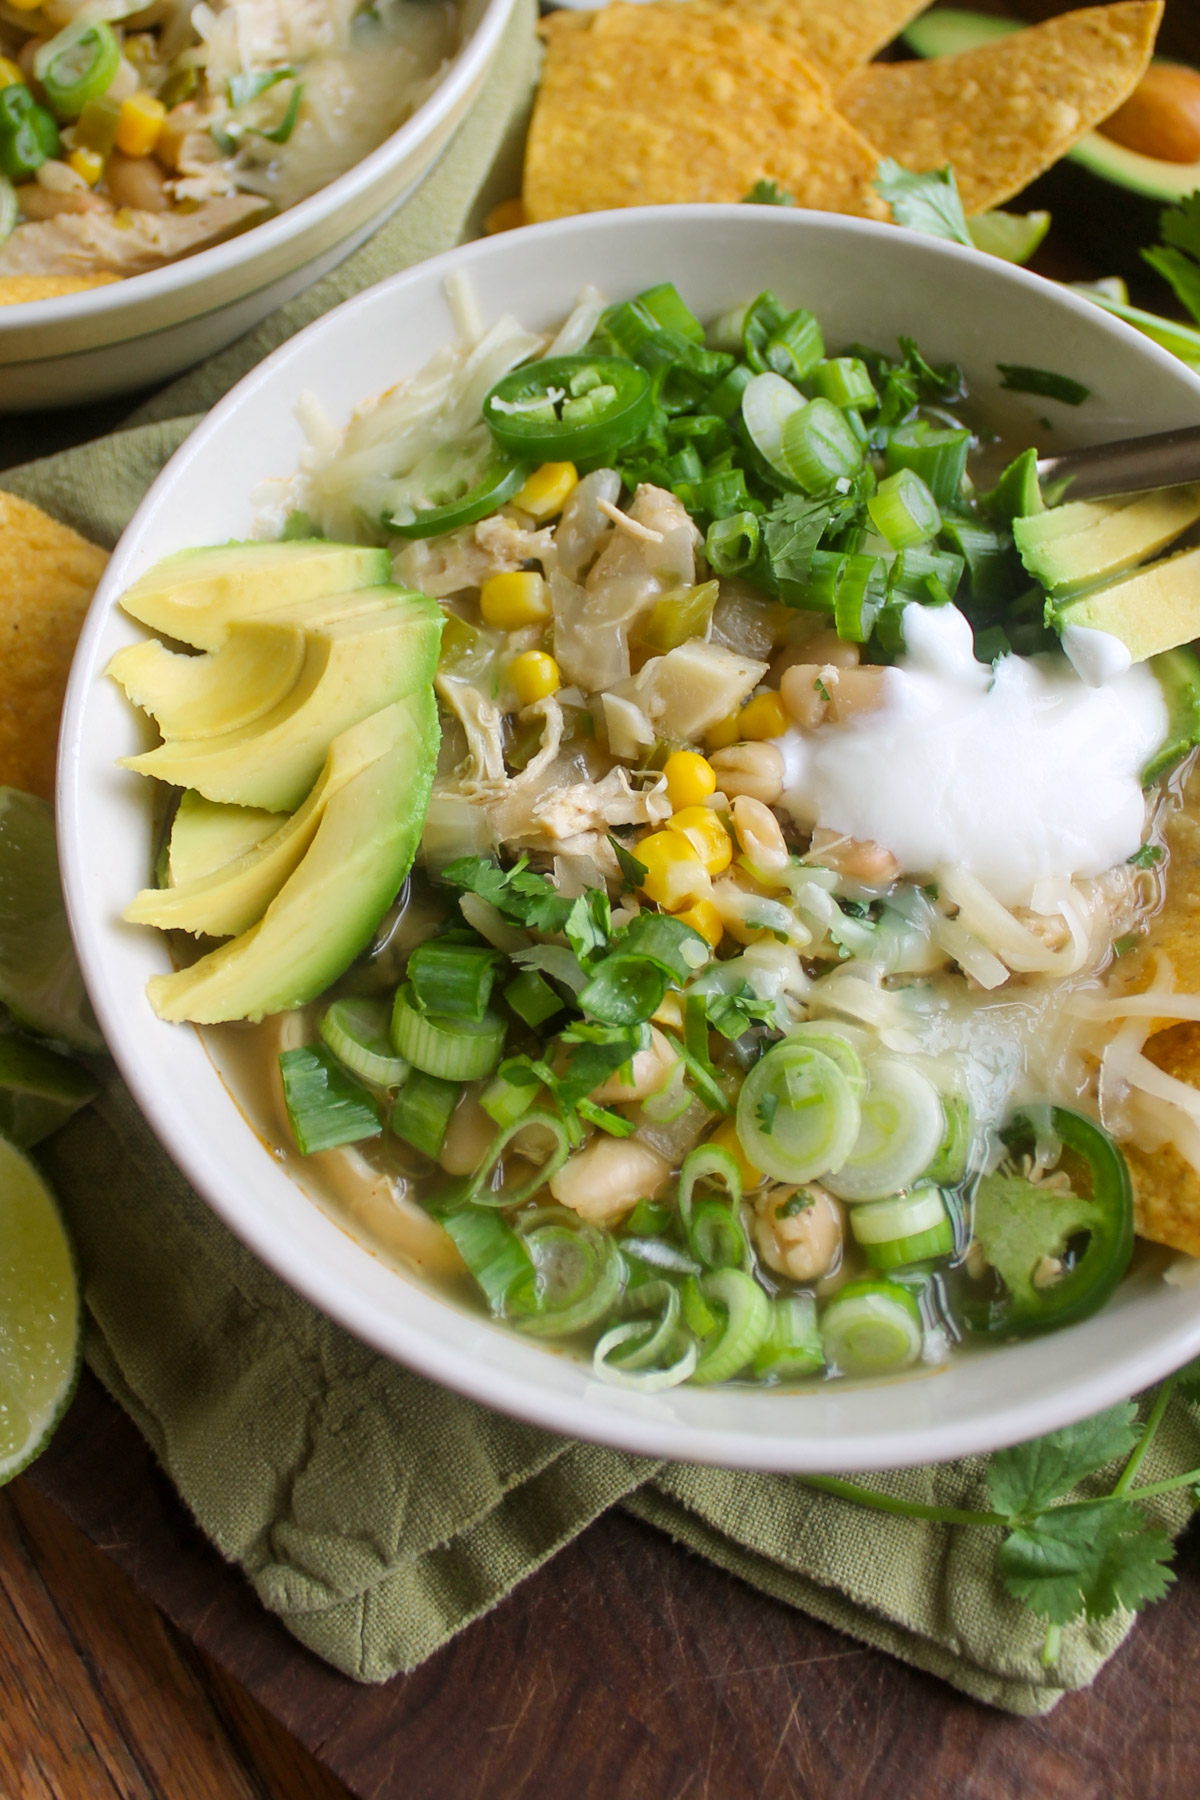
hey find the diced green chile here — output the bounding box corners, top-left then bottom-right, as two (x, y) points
(484, 356), (653, 461)
(964, 1105), (1135, 1337)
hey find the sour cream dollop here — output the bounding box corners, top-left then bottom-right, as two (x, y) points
(778, 604), (1166, 906)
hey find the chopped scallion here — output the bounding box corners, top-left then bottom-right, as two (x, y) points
(279, 1044), (381, 1156)
(867, 467), (942, 549)
(389, 1069), (459, 1158)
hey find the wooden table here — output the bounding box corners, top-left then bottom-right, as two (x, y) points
(6, 2), (1200, 1791)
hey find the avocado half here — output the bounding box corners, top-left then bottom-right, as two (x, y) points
(902, 9), (1200, 279)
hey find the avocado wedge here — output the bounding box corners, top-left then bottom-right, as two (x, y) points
(1144, 646), (1200, 783)
(120, 593), (442, 812)
(145, 692), (440, 1023)
(1015, 485), (1200, 595)
(108, 621), (307, 741)
(119, 540), (392, 650)
(168, 793), (284, 888)
(1050, 544), (1200, 662)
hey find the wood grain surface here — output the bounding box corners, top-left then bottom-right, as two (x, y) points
(4, 3), (1200, 1797)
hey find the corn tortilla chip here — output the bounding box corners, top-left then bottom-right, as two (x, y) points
(0, 491), (108, 801)
(836, 1), (1163, 215)
(692, 0), (933, 85)
(0, 273), (122, 306)
(525, 4), (888, 223)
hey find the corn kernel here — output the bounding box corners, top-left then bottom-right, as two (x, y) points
(514, 461), (578, 520)
(510, 650), (560, 707)
(707, 713), (742, 751)
(4, 0), (42, 12)
(667, 806), (732, 877)
(674, 899), (723, 950)
(479, 569), (551, 629)
(739, 691), (789, 740)
(710, 1118), (763, 1190)
(663, 749), (716, 811)
(67, 147), (105, 187)
(0, 57), (24, 89)
(650, 991), (684, 1032)
(636, 831), (711, 912)
(115, 90), (166, 157)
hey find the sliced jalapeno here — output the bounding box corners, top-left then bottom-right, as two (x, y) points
(483, 356), (653, 462)
(963, 1105), (1134, 1338)
(37, 20), (121, 121)
(385, 453), (531, 540)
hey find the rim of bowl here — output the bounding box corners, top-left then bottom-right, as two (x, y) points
(58, 205), (1200, 1472)
(0, 0), (515, 336)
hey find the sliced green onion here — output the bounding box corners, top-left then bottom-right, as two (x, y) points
(389, 1070), (459, 1158)
(320, 998), (409, 1088)
(812, 357), (877, 411)
(408, 939), (501, 1023)
(753, 1294), (825, 1378)
(849, 1183), (954, 1270)
(0, 177), (16, 250)
(926, 1093), (971, 1185)
(279, 1044), (381, 1155)
(708, 303), (748, 353)
(681, 1272), (719, 1338)
(765, 308), (824, 383)
(677, 1143), (745, 1270)
(867, 468), (942, 549)
(706, 511), (761, 576)
(390, 983), (506, 1081)
(820, 1278), (923, 1376)
(253, 80), (303, 144)
(624, 1197), (673, 1236)
(742, 290), (790, 373)
(442, 1207), (531, 1311)
(741, 372), (805, 479)
(691, 1268), (772, 1384)
(832, 551), (884, 643)
(824, 1057), (945, 1202)
(36, 20), (120, 120)
(464, 1110), (569, 1209)
(612, 1280), (682, 1367)
(938, 516), (1015, 606)
(509, 1211), (624, 1336)
(620, 1237), (699, 1275)
(705, 361), (754, 419)
(781, 398), (864, 493)
(594, 1320), (698, 1392)
(503, 967), (563, 1029)
(479, 1065), (539, 1129)
(640, 1057), (691, 1123)
(888, 545), (964, 605)
(780, 1023), (867, 1095)
(637, 281), (705, 343)
(736, 1041), (861, 1184)
(884, 423), (971, 508)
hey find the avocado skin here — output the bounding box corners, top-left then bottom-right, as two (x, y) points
(1144, 646), (1200, 783)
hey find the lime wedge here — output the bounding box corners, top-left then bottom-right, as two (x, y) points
(0, 1033), (99, 1148)
(0, 788), (103, 1053)
(967, 211), (1052, 266)
(0, 1134), (81, 1485)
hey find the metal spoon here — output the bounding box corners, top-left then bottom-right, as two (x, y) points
(1036, 423), (1200, 502)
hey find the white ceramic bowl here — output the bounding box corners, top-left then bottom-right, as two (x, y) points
(59, 206), (1200, 1471)
(0, 0), (515, 413)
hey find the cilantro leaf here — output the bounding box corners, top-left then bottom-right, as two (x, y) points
(564, 886), (611, 964)
(1128, 843), (1164, 870)
(1143, 194), (1200, 327)
(440, 855), (574, 935)
(988, 1404), (1139, 1519)
(578, 953), (668, 1026)
(608, 834), (648, 892)
(1173, 1354), (1200, 1402)
(898, 335), (965, 403)
(875, 159), (973, 249)
(743, 179), (796, 208)
(971, 1172), (1095, 1313)
(704, 981), (778, 1040)
(510, 943), (587, 995)
(756, 1090), (780, 1136)
(996, 364), (1091, 407)
(762, 494), (830, 590)
(613, 911), (707, 982)
(556, 1021), (648, 1110)
(998, 1499), (1175, 1624)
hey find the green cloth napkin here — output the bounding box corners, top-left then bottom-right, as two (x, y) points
(7, 0), (1200, 1712)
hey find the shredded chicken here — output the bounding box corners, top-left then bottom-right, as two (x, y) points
(0, 195), (268, 277)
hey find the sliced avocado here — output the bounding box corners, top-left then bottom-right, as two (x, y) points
(903, 11), (1200, 277)
(128, 714), (389, 937)
(1050, 544), (1200, 661)
(145, 692), (440, 1023)
(1014, 485), (1200, 595)
(121, 594), (442, 812)
(1144, 646), (1200, 783)
(119, 540), (391, 650)
(108, 621), (307, 741)
(168, 792), (284, 888)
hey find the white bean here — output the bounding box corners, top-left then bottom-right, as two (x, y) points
(753, 1185), (842, 1281)
(549, 1136), (670, 1226)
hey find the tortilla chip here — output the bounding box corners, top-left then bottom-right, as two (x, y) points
(1124, 1023), (1200, 1259)
(835, 1), (1163, 215)
(693, 0), (933, 85)
(0, 273), (122, 306)
(525, 4), (888, 223)
(0, 491), (108, 801)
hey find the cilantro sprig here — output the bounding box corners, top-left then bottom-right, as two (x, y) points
(801, 1359), (1200, 1667)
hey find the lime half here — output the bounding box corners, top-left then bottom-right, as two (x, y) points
(0, 1034), (99, 1148)
(0, 788), (103, 1053)
(0, 1133), (81, 1485)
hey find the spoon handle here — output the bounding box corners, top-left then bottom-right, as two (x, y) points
(1036, 423), (1200, 502)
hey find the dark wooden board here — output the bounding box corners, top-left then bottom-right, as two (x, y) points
(15, 1373), (1200, 1800)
